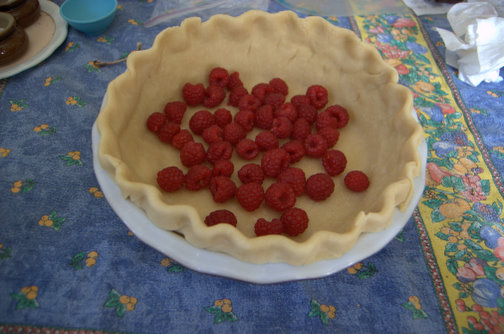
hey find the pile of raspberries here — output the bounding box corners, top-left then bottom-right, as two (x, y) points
(146, 67), (369, 237)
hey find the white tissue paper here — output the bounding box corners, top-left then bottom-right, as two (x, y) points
(434, 2), (504, 87)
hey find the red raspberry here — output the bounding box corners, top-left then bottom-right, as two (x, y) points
(238, 94), (261, 112)
(206, 141), (233, 164)
(326, 105), (349, 128)
(182, 82), (205, 106)
(261, 148), (290, 178)
(269, 77), (288, 96)
(277, 167), (306, 196)
(291, 95), (310, 108)
(157, 166), (185, 192)
(254, 218), (283, 236)
(275, 103), (298, 122)
(271, 116), (293, 139)
(164, 101), (187, 124)
(180, 141), (206, 167)
(236, 182), (264, 211)
(254, 104), (274, 130)
(255, 130), (279, 151)
(315, 111), (339, 130)
(146, 112), (167, 133)
(214, 108), (232, 128)
(265, 182), (296, 212)
(202, 125), (223, 145)
(251, 83), (273, 102)
(203, 85), (226, 108)
(322, 149), (347, 176)
(212, 159), (234, 177)
(227, 71), (243, 90)
(209, 176), (236, 203)
(304, 134), (327, 158)
(236, 138), (259, 160)
(297, 104), (317, 124)
(185, 164), (212, 191)
(264, 92), (285, 110)
(234, 110), (255, 132)
(318, 127), (340, 148)
(209, 67), (229, 88)
(291, 118), (312, 141)
(157, 122), (180, 143)
(344, 170), (370, 192)
(228, 86), (248, 107)
(204, 209), (237, 227)
(306, 173), (334, 201)
(189, 110), (215, 135)
(238, 163), (264, 184)
(171, 129), (194, 150)
(281, 207), (309, 236)
(281, 140), (305, 164)
(222, 123), (246, 146)
(306, 84), (328, 110)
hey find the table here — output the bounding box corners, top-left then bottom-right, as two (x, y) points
(1, 1), (503, 333)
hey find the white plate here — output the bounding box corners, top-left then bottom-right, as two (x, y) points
(0, 0), (68, 79)
(92, 122), (427, 284)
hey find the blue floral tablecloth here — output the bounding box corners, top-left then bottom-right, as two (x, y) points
(1, 1), (504, 333)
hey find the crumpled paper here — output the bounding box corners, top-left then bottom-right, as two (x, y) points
(434, 2), (504, 87)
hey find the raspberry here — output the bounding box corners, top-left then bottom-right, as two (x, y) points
(236, 138), (259, 160)
(306, 84), (328, 110)
(236, 182), (264, 211)
(222, 123), (246, 146)
(255, 130), (279, 151)
(227, 71), (243, 90)
(180, 141), (206, 167)
(203, 85), (226, 108)
(344, 170), (370, 192)
(206, 141), (233, 164)
(281, 207), (309, 236)
(317, 127), (340, 148)
(212, 159), (234, 177)
(238, 94), (261, 112)
(164, 101), (187, 124)
(281, 140), (305, 164)
(306, 173), (334, 201)
(315, 111), (339, 131)
(254, 104), (274, 130)
(291, 118), (312, 141)
(234, 110), (255, 132)
(189, 110), (215, 135)
(204, 209), (237, 227)
(275, 102), (298, 122)
(209, 67), (229, 88)
(214, 108), (233, 128)
(251, 83), (273, 102)
(238, 163), (264, 184)
(277, 167), (306, 196)
(228, 86), (248, 107)
(297, 104), (317, 124)
(271, 116), (293, 139)
(182, 83), (205, 106)
(265, 182), (296, 211)
(171, 129), (194, 150)
(157, 166), (185, 192)
(209, 176), (236, 203)
(291, 95), (310, 108)
(202, 125), (223, 145)
(304, 134), (327, 158)
(322, 149), (347, 176)
(269, 77), (288, 96)
(146, 112), (167, 133)
(261, 148), (290, 178)
(157, 122), (180, 143)
(185, 164), (212, 191)
(326, 105), (350, 128)
(264, 92), (285, 110)
(254, 218), (283, 236)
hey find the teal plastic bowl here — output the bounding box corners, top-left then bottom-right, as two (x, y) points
(60, 0), (117, 36)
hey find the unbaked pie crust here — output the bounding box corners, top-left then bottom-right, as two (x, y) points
(97, 10), (424, 265)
